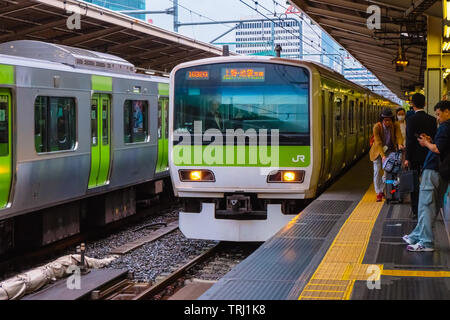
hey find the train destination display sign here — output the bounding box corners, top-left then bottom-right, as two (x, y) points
(222, 68), (265, 82)
(187, 71), (209, 80)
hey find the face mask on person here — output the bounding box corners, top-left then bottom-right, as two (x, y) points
(397, 115), (405, 121)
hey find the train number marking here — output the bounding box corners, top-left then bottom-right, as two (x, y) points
(292, 155), (305, 163)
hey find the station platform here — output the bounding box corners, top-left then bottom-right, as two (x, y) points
(199, 155), (450, 300)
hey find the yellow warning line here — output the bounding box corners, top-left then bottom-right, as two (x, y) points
(298, 184), (383, 300)
(298, 183), (450, 300)
(382, 269), (450, 278)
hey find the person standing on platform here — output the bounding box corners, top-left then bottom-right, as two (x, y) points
(396, 107), (407, 143)
(404, 93), (437, 218)
(369, 108), (404, 202)
(406, 105), (415, 119)
(403, 100), (450, 252)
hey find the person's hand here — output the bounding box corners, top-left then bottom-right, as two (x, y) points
(420, 133), (431, 142)
(382, 156), (387, 163)
(418, 134), (430, 147)
(404, 160), (409, 167)
(398, 144), (405, 150)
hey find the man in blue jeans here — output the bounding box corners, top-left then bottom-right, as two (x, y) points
(403, 100), (450, 252)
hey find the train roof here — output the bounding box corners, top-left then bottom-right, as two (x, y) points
(0, 40), (168, 84)
(170, 55), (398, 106)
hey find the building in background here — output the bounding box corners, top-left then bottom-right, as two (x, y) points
(235, 16), (302, 59)
(83, 0), (147, 20)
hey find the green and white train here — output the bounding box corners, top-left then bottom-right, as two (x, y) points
(0, 40), (169, 253)
(169, 55), (398, 242)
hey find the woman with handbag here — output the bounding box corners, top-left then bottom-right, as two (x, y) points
(369, 108), (405, 202)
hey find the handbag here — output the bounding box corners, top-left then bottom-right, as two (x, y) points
(398, 169), (419, 193)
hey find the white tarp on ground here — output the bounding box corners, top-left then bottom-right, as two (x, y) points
(0, 254), (117, 300)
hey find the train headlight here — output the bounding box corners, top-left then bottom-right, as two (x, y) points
(179, 169), (215, 182)
(283, 171), (296, 182)
(267, 170), (304, 183)
(190, 171), (202, 181)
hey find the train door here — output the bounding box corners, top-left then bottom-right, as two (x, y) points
(330, 94), (345, 177)
(319, 90), (332, 184)
(0, 89), (11, 207)
(357, 100), (365, 155)
(156, 96), (169, 173)
(88, 94), (111, 188)
(342, 95), (350, 167)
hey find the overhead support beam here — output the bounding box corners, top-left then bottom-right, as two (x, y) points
(339, 39), (423, 60)
(306, 0), (378, 12)
(333, 32), (424, 55)
(315, 18), (379, 37)
(61, 26), (124, 46)
(124, 44), (174, 59)
(0, 18), (67, 42)
(307, 7), (399, 30)
(0, 1), (37, 15)
(405, 0), (439, 16)
(346, 47), (422, 69)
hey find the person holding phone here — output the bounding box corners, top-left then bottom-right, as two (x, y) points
(404, 93), (437, 218)
(403, 100), (450, 252)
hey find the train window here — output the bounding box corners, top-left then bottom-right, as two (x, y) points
(349, 100), (355, 134)
(0, 95), (8, 156)
(102, 99), (109, 145)
(335, 97), (343, 137)
(91, 99), (98, 146)
(359, 101), (364, 132)
(124, 100), (149, 143)
(157, 99), (162, 139)
(34, 96), (76, 153)
(164, 101), (169, 138)
(174, 62), (310, 145)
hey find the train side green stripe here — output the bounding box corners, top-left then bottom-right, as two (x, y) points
(92, 75), (112, 92)
(0, 65), (14, 85)
(158, 83), (169, 96)
(173, 145), (310, 167)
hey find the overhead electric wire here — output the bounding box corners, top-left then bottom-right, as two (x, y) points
(238, 0), (380, 92)
(243, 0), (396, 100)
(270, 0), (399, 100)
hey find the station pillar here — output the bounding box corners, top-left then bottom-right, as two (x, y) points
(426, 1), (450, 112)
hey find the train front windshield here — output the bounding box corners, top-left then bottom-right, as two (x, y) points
(173, 62), (310, 145)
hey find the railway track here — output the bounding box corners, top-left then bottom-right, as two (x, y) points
(92, 242), (260, 300)
(0, 201), (180, 281)
(97, 243), (222, 300)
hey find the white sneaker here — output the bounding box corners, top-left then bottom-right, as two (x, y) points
(406, 243), (434, 252)
(402, 235), (415, 245)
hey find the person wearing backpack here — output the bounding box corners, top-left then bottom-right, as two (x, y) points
(403, 100), (450, 252)
(369, 108), (404, 202)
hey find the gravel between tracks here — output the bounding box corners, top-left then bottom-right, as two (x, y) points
(80, 209), (218, 282)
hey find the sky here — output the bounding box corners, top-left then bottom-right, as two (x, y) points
(144, 0), (305, 44)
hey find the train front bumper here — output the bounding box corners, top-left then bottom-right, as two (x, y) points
(179, 203), (295, 242)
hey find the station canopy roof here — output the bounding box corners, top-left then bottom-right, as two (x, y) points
(0, 0), (224, 73)
(290, 0), (443, 98)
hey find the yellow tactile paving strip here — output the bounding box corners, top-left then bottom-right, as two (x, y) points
(298, 184), (450, 300)
(381, 269), (450, 277)
(298, 184), (384, 300)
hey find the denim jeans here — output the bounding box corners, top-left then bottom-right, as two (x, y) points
(408, 169), (446, 248)
(373, 157), (385, 194)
